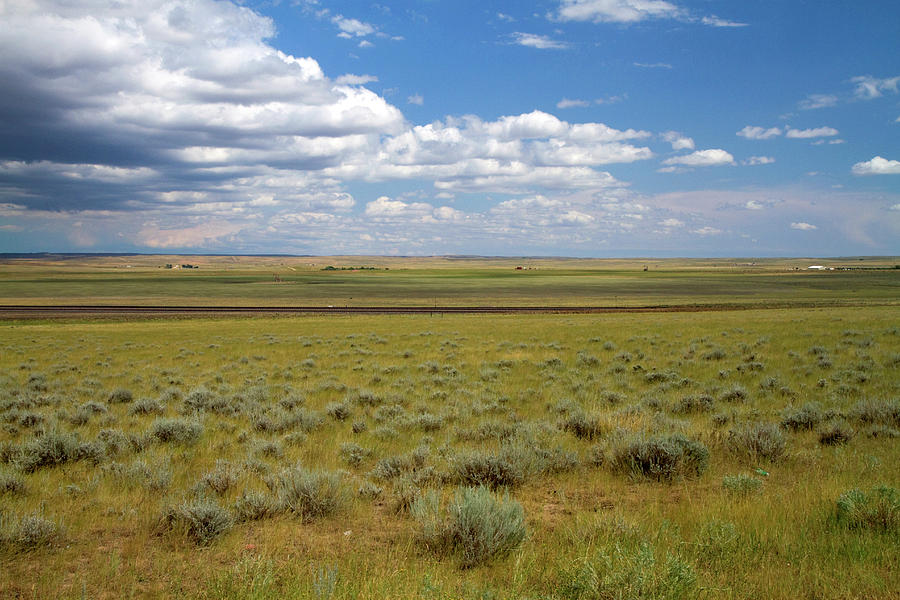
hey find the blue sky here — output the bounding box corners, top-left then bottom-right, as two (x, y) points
(0, 0), (898, 256)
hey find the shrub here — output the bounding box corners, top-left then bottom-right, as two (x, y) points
(107, 388), (133, 404)
(718, 385), (748, 403)
(848, 400), (900, 427)
(129, 398), (165, 416)
(728, 423), (786, 462)
(150, 418), (202, 445)
(325, 401), (351, 422)
(195, 460), (241, 496)
(562, 411), (605, 441)
(610, 434), (709, 481)
(15, 431), (101, 473)
(673, 395), (714, 415)
(272, 466), (346, 522)
(451, 451), (525, 489)
(0, 469), (26, 495)
(780, 402), (823, 431)
(0, 513), (62, 552)
(160, 498), (233, 546)
(233, 490), (280, 522)
(835, 485), (899, 532)
(339, 442), (371, 468)
(722, 474), (762, 496)
(818, 422), (855, 446)
(412, 486), (527, 569)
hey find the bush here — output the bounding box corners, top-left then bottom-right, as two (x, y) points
(0, 513), (62, 552)
(339, 442), (371, 468)
(233, 490), (279, 522)
(129, 398), (165, 416)
(818, 422), (855, 446)
(849, 400), (900, 427)
(728, 423), (786, 462)
(160, 498), (233, 546)
(835, 485), (899, 532)
(610, 434), (709, 481)
(780, 402), (823, 431)
(672, 395), (714, 415)
(325, 401), (351, 422)
(412, 486), (526, 569)
(0, 469), (26, 495)
(451, 450), (525, 489)
(107, 388), (133, 404)
(718, 385), (748, 403)
(272, 466), (346, 522)
(14, 431), (101, 473)
(196, 460), (241, 495)
(561, 412), (605, 441)
(150, 418), (202, 445)
(722, 474), (762, 496)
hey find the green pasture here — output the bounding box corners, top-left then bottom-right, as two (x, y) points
(1, 256), (898, 306)
(0, 307), (898, 598)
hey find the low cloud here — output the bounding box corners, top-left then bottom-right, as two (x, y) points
(743, 156), (775, 166)
(785, 127), (839, 139)
(852, 156), (900, 176)
(790, 222), (817, 231)
(511, 32), (570, 50)
(799, 94), (838, 110)
(662, 131), (695, 151)
(737, 126), (782, 140)
(557, 98), (591, 109)
(662, 149), (734, 167)
(851, 75), (899, 99)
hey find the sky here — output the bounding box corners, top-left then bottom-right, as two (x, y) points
(0, 0), (898, 257)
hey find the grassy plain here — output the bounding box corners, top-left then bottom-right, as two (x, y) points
(0, 254), (898, 307)
(0, 256), (898, 599)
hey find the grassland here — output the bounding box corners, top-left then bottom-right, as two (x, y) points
(0, 256), (898, 599)
(1, 254), (898, 307)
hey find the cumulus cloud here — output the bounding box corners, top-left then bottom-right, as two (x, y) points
(660, 218), (683, 227)
(737, 126), (782, 140)
(511, 32), (570, 50)
(662, 149), (734, 167)
(851, 156), (900, 176)
(790, 222), (817, 231)
(137, 221), (245, 248)
(851, 75), (899, 99)
(661, 131), (694, 151)
(407, 94), (424, 106)
(332, 15), (375, 37)
(785, 127), (839, 139)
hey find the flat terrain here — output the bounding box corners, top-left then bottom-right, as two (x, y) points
(1, 254), (898, 308)
(0, 256), (897, 599)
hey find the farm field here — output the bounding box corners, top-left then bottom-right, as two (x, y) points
(1, 304), (898, 599)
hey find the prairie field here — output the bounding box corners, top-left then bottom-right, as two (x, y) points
(0, 257), (898, 599)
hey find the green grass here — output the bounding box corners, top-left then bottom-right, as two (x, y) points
(0, 301), (898, 598)
(1, 255), (898, 306)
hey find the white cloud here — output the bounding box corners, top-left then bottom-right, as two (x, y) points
(407, 94), (424, 106)
(331, 15), (375, 37)
(662, 149), (734, 167)
(511, 32), (570, 50)
(557, 98), (591, 109)
(634, 62), (672, 69)
(785, 127), (839, 139)
(799, 94), (838, 110)
(851, 75), (899, 99)
(737, 126), (782, 140)
(555, 0), (681, 24)
(497, 13), (516, 22)
(335, 74), (378, 85)
(701, 16), (747, 27)
(137, 221), (245, 248)
(660, 218), (683, 227)
(790, 222), (817, 231)
(852, 156), (900, 176)
(662, 131), (694, 151)
(744, 200), (764, 210)
(743, 156), (775, 166)
(692, 226), (722, 236)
